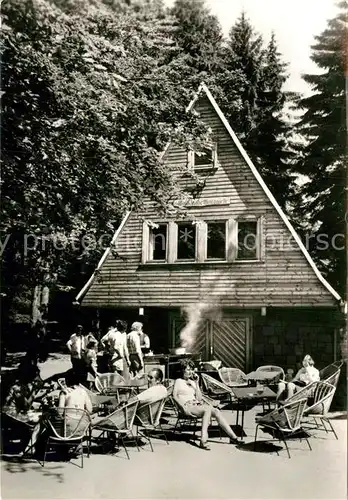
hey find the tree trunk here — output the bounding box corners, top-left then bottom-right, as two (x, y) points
(32, 285), (41, 325)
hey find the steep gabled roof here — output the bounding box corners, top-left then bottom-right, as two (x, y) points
(76, 84), (341, 304)
(76, 211), (131, 302)
(193, 84), (340, 302)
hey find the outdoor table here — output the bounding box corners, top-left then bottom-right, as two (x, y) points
(231, 386), (277, 441)
(246, 371), (282, 384)
(103, 381), (148, 402)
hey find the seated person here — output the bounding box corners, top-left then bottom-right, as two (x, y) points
(3, 364), (43, 424)
(2, 365), (45, 456)
(173, 360), (238, 450)
(91, 368), (167, 425)
(277, 354), (320, 401)
(42, 371), (92, 440)
(57, 371), (93, 413)
(21, 372), (92, 458)
(137, 368), (167, 407)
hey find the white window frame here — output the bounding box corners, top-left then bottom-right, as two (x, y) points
(235, 217), (262, 262)
(141, 216), (264, 265)
(205, 220), (228, 261)
(188, 143), (219, 171)
(142, 221), (169, 263)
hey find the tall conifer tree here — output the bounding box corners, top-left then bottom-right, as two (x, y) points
(255, 33), (297, 208)
(170, 0), (224, 91)
(296, 1), (347, 294)
(218, 13), (295, 208)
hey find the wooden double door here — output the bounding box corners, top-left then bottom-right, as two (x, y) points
(170, 312), (252, 371)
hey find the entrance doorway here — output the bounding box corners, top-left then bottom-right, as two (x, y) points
(170, 312), (252, 371)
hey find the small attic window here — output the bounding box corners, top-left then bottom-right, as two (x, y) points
(188, 144), (218, 171)
(194, 148), (213, 166)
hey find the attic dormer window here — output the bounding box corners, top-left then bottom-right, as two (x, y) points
(194, 148), (213, 166)
(188, 144), (218, 171)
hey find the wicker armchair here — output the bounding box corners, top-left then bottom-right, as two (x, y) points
(92, 399), (139, 459)
(172, 398), (203, 441)
(255, 398), (310, 458)
(218, 368), (248, 387)
(283, 381), (338, 439)
(42, 408), (91, 468)
(284, 381), (319, 404)
(200, 373), (234, 402)
(135, 398), (168, 450)
(1, 411), (37, 456)
(130, 374), (148, 388)
(256, 365), (285, 383)
(95, 372), (125, 392)
(162, 380), (177, 415)
(319, 361), (343, 388)
(304, 381), (338, 439)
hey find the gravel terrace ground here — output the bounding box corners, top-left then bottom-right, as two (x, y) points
(1, 353), (347, 500)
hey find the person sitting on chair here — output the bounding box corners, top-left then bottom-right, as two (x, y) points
(57, 371), (92, 413)
(3, 364), (43, 423)
(91, 368), (167, 426)
(136, 368), (167, 407)
(277, 354), (320, 401)
(31, 372), (93, 459)
(52, 371), (93, 440)
(173, 360), (238, 450)
(2, 365), (46, 457)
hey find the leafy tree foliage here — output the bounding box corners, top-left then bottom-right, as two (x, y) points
(1, 0), (311, 330)
(1, 0), (209, 321)
(295, 1), (347, 295)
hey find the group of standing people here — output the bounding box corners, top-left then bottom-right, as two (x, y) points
(66, 321), (150, 384)
(101, 320), (150, 378)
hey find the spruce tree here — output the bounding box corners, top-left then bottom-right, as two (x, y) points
(255, 32), (297, 208)
(218, 13), (295, 208)
(296, 1), (347, 295)
(219, 12), (264, 140)
(170, 0), (224, 91)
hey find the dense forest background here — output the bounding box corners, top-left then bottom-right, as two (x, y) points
(1, 0), (347, 343)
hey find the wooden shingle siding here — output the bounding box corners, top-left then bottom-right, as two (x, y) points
(82, 95), (337, 309)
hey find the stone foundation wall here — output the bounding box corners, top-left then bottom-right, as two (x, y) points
(252, 308), (343, 373)
(252, 308), (347, 410)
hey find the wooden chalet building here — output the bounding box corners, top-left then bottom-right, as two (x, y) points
(76, 84), (342, 373)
